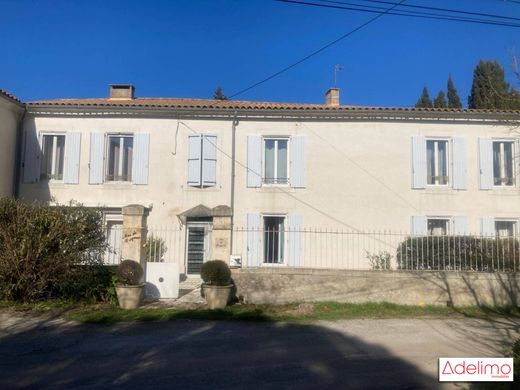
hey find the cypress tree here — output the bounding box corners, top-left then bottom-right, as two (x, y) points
(447, 75), (463, 108)
(213, 86), (228, 100)
(468, 60), (510, 109)
(433, 91), (447, 108)
(415, 87), (433, 108)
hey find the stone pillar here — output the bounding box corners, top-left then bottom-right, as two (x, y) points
(122, 204), (148, 281)
(211, 205), (232, 263)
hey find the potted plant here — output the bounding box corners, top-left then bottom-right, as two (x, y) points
(115, 259), (145, 309)
(201, 260), (233, 309)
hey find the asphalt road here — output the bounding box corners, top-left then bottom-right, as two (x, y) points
(0, 312), (518, 389)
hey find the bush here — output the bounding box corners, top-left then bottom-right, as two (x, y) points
(144, 235), (167, 262)
(366, 251), (392, 270)
(0, 198), (108, 302)
(201, 260), (231, 286)
(396, 235), (519, 271)
(116, 259), (144, 286)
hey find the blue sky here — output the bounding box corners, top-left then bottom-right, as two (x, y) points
(0, 0), (519, 107)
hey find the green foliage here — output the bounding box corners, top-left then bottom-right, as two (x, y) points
(116, 260), (144, 286)
(433, 91), (447, 108)
(144, 235), (167, 262)
(415, 86), (433, 108)
(201, 260), (231, 286)
(0, 198), (107, 302)
(468, 60), (520, 109)
(213, 86), (228, 100)
(447, 75), (463, 108)
(366, 251), (392, 270)
(396, 235), (519, 271)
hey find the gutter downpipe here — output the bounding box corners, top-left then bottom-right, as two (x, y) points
(13, 106), (27, 199)
(230, 110), (239, 254)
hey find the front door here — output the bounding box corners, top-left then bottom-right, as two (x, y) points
(186, 222), (212, 275)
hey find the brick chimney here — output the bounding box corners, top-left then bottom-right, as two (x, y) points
(325, 88), (340, 106)
(109, 84), (135, 100)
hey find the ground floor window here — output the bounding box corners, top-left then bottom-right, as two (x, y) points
(427, 218), (449, 236)
(263, 216), (285, 264)
(495, 220), (517, 237)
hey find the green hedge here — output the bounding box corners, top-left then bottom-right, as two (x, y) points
(396, 235), (520, 271)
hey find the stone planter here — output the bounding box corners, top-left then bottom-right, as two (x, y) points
(116, 284), (145, 309)
(202, 284), (233, 309)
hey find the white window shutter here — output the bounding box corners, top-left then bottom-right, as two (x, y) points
(478, 138), (493, 190)
(132, 133), (150, 185)
(287, 214), (303, 267)
(411, 136), (426, 189)
(187, 135), (202, 187)
(452, 137), (467, 190)
(453, 216), (468, 235)
(247, 135), (262, 188)
(247, 213), (261, 267)
(290, 136), (305, 188)
(22, 129), (41, 184)
(202, 135), (217, 187)
(480, 217), (495, 237)
(89, 133), (105, 184)
(63, 132), (81, 184)
(411, 216), (427, 236)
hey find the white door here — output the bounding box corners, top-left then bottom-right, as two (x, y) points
(185, 222), (212, 275)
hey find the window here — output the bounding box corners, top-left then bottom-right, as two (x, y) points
(264, 138), (288, 184)
(495, 220), (517, 237)
(106, 135), (133, 182)
(263, 216), (285, 264)
(41, 134), (65, 180)
(493, 141), (514, 186)
(426, 139), (448, 185)
(427, 218), (449, 236)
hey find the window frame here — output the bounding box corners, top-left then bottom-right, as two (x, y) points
(262, 137), (290, 186)
(426, 217), (451, 236)
(494, 219), (518, 238)
(105, 133), (134, 184)
(492, 139), (515, 188)
(40, 132), (66, 182)
(262, 214), (287, 265)
(425, 137), (450, 187)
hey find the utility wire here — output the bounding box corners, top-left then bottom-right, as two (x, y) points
(275, 0), (520, 28)
(228, 0), (405, 98)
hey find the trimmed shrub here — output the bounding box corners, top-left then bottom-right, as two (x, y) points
(396, 235), (519, 271)
(201, 260), (231, 286)
(116, 260), (144, 286)
(0, 198), (108, 302)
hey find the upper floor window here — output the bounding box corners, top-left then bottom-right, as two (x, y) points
(106, 135), (133, 182)
(493, 141), (514, 186)
(427, 218), (450, 236)
(187, 134), (217, 188)
(426, 139), (448, 185)
(264, 138), (288, 185)
(41, 134), (65, 181)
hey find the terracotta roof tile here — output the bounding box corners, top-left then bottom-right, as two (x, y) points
(0, 88), (23, 105)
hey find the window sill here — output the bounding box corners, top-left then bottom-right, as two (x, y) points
(257, 186), (295, 193)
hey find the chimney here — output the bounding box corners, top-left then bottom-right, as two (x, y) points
(109, 84), (135, 100)
(325, 87), (340, 106)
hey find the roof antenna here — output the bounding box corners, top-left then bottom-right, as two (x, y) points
(334, 64), (344, 88)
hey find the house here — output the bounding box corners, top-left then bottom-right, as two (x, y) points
(3, 84), (520, 274)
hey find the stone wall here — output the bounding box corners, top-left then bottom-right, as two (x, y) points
(232, 267), (520, 307)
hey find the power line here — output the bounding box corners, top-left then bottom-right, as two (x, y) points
(275, 0), (520, 28)
(228, 0), (405, 98)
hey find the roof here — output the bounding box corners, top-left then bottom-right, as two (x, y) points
(26, 97), (520, 115)
(0, 88), (23, 106)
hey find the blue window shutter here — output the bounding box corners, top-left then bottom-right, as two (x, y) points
(202, 135), (217, 187)
(247, 135), (262, 188)
(290, 136), (305, 188)
(411, 136), (426, 189)
(453, 216), (468, 235)
(411, 216), (427, 236)
(247, 213), (261, 266)
(480, 217), (495, 237)
(287, 214), (303, 267)
(452, 137), (467, 190)
(187, 135), (202, 187)
(479, 138), (493, 190)
(63, 132), (81, 184)
(89, 133), (104, 184)
(132, 133), (150, 185)
(22, 129), (41, 184)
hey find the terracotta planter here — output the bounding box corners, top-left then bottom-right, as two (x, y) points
(202, 284), (233, 309)
(116, 284), (145, 309)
